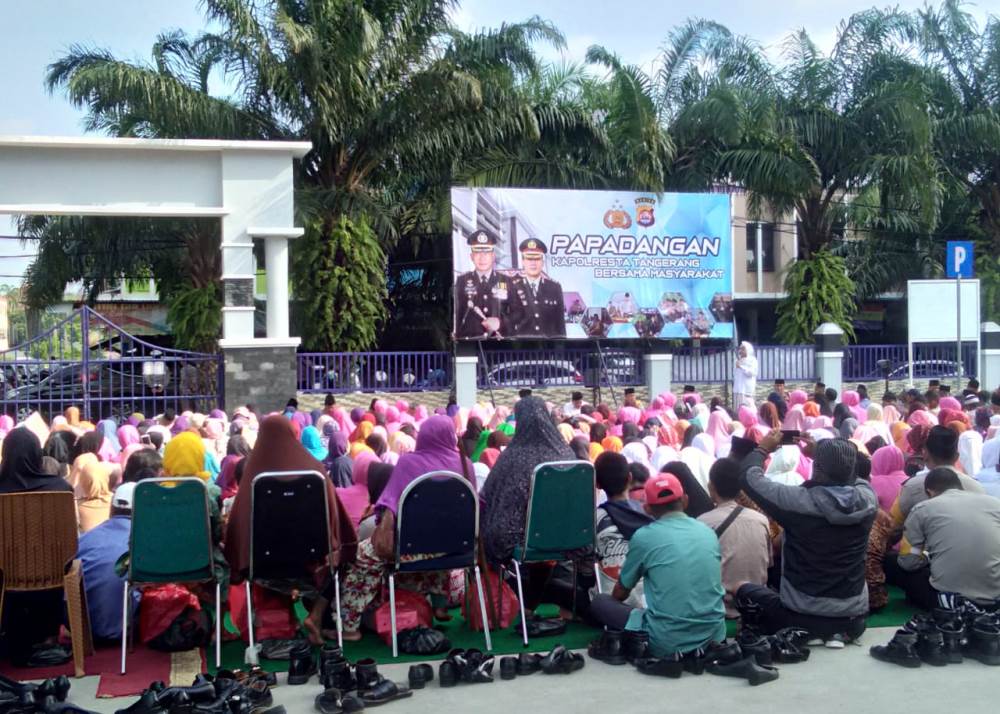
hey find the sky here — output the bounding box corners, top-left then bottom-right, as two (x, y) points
(0, 0), (995, 283)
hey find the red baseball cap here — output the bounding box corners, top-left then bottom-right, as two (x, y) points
(644, 473), (685, 505)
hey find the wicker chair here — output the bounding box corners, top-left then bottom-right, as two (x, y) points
(0, 491), (95, 677)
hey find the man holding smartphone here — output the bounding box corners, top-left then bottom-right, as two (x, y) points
(734, 429), (878, 643)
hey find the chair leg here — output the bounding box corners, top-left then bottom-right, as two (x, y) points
(572, 561), (578, 617)
(334, 570), (343, 649)
(473, 565), (492, 652)
(245, 580), (255, 652)
(120, 583), (129, 675)
(215, 582), (222, 669)
(594, 558), (603, 595)
(63, 562), (88, 678)
(389, 573), (398, 658)
(512, 560), (528, 647)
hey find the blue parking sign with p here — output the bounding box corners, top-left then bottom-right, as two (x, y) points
(946, 241), (974, 279)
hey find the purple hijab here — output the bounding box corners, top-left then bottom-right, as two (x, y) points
(350, 407), (366, 424)
(171, 415), (189, 435)
(310, 408), (323, 426)
(375, 415), (471, 515)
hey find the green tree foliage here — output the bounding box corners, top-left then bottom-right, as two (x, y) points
(775, 250), (857, 344)
(164, 282), (223, 353)
(293, 215), (386, 352)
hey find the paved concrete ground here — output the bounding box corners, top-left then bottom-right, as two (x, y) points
(48, 628), (1000, 714)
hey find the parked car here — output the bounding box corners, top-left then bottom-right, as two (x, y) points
(887, 360), (963, 380)
(483, 360), (584, 388)
(584, 351), (640, 386)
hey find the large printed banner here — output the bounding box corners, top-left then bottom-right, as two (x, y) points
(451, 187), (733, 340)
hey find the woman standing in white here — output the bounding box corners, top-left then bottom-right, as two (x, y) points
(734, 341), (758, 408)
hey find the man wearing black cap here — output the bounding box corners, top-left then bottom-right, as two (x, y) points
(735, 429), (877, 641)
(623, 387), (641, 409)
(454, 229), (512, 339)
(773, 379), (786, 400)
(509, 238), (566, 337)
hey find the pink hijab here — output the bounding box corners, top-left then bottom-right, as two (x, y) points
(705, 409), (733, 457)
(788, 390), (808, 406)
(619, 406), (642, 424)
(882, 405), (901, 425)
(395, 400), (410, 414)
(737, 406), (758, 428)
(908, 409), (937, 428)
(331, 407), (355, 434)
(870, 445), (907, 512)
(841, 391), (867, 422)
(938, 396), (962, 412)
(117, 425), (140, 449)
(336, 451), (378, 527)
(782, 406), (806, 431)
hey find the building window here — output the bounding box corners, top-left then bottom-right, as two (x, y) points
(746, 223), (775, 273)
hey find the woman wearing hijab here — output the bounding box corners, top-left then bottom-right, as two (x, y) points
(479, 398), (574, 618)
(601, 435), (623, 453)
(339, 415), (470, 640)
(462, 417), (484, 458)
(958, 428), (983, 476)
(734, 341), (758, 407)
(97, 419), (121, 460)
(76, 459), (114, 533)
(870, 445), (908, 512)
(0, 428), (74, 667)
(301, 425), (328, 461)
(226, 415), (357, 645)
(679, 433), (714, 491)
(658, 461), (714, 518)
(323, 431), (355, 489)
(337, 451), (378, 527)
(43, 431), (76, 479)
(216, 435), (250, 500)
(705, 409), (734, 457)
(764, 446), (805, 486)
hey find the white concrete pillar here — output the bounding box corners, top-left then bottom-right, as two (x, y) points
(644, 353), (673, 399)
(981, 322), (1000, 391)
(247, 227), (302, 341)
(264, 236), (290, 339)
(455, 355), (478, 408)
(814, 323), (845, 397)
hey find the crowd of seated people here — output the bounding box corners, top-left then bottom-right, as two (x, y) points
(1, 377), (999, 673)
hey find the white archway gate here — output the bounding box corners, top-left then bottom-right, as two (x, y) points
(0, 135), (311, 412)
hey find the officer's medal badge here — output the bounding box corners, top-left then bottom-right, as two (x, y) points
(464, 279), (477, 296)
(492, 280), (508, 301)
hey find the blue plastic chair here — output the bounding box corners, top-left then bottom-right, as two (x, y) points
(509, 460), (597, 646)
(390, 470), (491, 657)
(248, 471), (341, 656)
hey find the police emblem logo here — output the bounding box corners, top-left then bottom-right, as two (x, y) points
(635, 197), (656, 227)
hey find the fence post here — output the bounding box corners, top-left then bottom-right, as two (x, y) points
(981, 322), (1000, 391)
(814, 323), (845, 397)
(81, 307), (91, 420)
(454, 343), (478, 408)
(644, 351), (673, 399)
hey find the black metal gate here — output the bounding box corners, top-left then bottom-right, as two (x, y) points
(0, 307), (223, 421)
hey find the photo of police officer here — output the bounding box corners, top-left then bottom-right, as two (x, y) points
(453, 229), (512, 339)
(509, 238), (566, 337)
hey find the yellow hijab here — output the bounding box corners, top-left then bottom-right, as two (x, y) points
(163, 431), (210, 480)
(77, 460), (113, 533)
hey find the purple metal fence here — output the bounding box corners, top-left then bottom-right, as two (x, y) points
(0, 307), (222, 421)
(672, 345), (816, 384)
(297, 352), (452, 393)
(477, 347), (645, 389)
(844, 343), (977, 381)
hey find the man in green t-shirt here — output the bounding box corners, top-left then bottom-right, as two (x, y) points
(590, 471), (727, 657)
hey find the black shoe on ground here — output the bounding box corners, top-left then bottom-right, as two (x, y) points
(407, 664), (434, 690)
(737, 631), (773, 666)
(321, 659), (356, 692)
(314, 688), (364, 714)
(460, 649), (495, 683)
(622, 630), (650, 664)
(870, 629), (921, 668)
(499, 657), (518, 681)
(915, 630), (949, 667)
(964, 617), (1000, 666)
(287, 642), (317, 685)
(438, 661), (458, 688)
(515, 653), (541, 676)
(355, 658), (413, 705)
(587, 629), (627, 665)
(706, 655), (780, 686)
(540, 646), (585, 674)
(319, 645), (346, 683)
(681, 648), (707, 675)
(634, 655), (683, 679)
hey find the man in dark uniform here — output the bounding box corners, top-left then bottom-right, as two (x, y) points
(453, 229), (512, 339)
(509, 238), (566, 337)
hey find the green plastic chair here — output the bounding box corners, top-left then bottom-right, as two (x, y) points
(510, 460), (596, 646)
(122, 478), (219, 674)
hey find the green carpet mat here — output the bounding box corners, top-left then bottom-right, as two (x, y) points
(212, 586), (920, 671)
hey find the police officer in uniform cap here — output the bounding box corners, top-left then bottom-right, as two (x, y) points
(509, 238), (566, 337)
(454, 229), (511, 339)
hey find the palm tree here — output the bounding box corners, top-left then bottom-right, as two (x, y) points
(45, 0), (591, 351)
(913, 0), (1000, 316)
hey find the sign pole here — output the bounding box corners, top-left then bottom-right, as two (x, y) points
(957, 273), (963, 393)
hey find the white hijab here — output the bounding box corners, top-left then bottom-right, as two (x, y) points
(765, 445), (805, 486)
(958, 430), (983, 477)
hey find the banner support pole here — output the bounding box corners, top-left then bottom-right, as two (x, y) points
(594, 339), (618, 408)
(477, 340), (496, 409)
